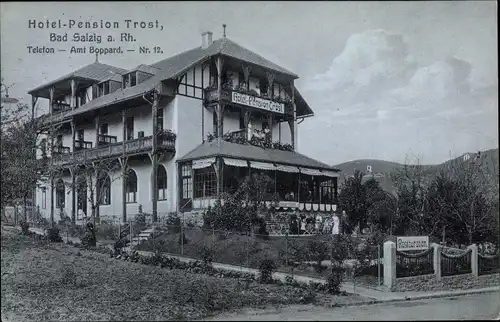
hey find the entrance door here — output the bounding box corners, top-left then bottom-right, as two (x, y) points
(76, 177), (87, 220)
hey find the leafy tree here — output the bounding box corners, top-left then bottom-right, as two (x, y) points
(204, 172), (278, 233)
(338, 171), (368, 233)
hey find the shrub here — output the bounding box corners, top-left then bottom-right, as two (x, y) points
(47, 226), (63, 242)
(178, 232), (188, 245)
(258, 259), (277, 284)
(325, 266), (344, 294)
(199, 246), (214, 266)
(60, 264), (77, 285)
(20, 221), (30, 235)
(166, 212), (182, 233)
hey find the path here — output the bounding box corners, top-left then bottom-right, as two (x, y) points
(204, 292), (500, 321)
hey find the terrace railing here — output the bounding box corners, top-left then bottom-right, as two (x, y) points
(74, 140), (93, 150)
(478, 252), (500, 276)
(97, 134), (118, 146)
(52, 145), (71, 154)
(396, 248), (434, 278)
(441, 248), (472, 277)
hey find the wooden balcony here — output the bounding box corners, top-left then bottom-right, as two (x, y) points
(97, 134), (118, 146)
(52, 135), (175, 166)
(204, 86), (294, 117)
(52, 145), (71, 154)
(74, 140), (93, 150)
(52, 102), (71, 114)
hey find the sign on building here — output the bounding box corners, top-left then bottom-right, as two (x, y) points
(396, 236), (429, 251)
(232, 92), (284, 114)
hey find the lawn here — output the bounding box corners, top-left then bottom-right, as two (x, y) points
(1, 228), (369, 321)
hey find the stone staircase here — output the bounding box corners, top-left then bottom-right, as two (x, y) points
(130, 227), (156, 247)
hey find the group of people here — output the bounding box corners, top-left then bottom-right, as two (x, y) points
(288, 211), (346, 235)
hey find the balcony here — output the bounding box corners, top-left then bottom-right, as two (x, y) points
(52, 102), (71, 114)
(97, 134), (118, 146)
(52, 135), (176, 166)
(204, 83), (294, 117)
(74, 140), (93, 151)
(52, 145), (71, 154)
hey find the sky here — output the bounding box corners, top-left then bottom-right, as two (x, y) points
(1, 1), (498, 165)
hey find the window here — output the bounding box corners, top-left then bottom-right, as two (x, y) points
(212, 111), (218, 135)
(194, 167), (217, 198)
(41, 187), (47, 209)
(97, 172), (111, 205)
(157, 108), (164, 131)
(181, 164), (192, 199)
(80, 90), (87, 105)
(157, 165), (167, 200)
(130, 73), (137, 86)
(126, 169), (137, 203)
(77, 129), (84, 141)
(56, 134), (63, 147)
(55, 179), (65, 209)
(239, 111), (245, 129)
(126, 116), (134, 140)
(100, 123), (108, 135)
(320, 179), (335, 203)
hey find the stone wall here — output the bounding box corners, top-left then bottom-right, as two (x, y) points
(394, 273), (500, 292)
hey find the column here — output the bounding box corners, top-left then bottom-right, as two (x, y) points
(49, 87), (54, 115)
(71, 168), (76, 223)
(70, 79), (77, 109)
(469, 244), (478, 277)
(432, 243), (442, 280)
(288, 81), (297, 150)
(216, 56), (224, 138)
(50, 178), (55, 223)
(95, 115), (100, 147)
(121, 109), (127, 223)
(151, 89), (159, 223)
(383, 241), (396, 289)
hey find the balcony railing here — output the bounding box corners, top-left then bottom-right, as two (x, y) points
(74, 140), (93, 150)
(97, 134), (118, 146)
(52, 102), (71, 114)
(52, 145), (71, 154)
(52, 134), (175, 166)
(204, 85), (294, 116)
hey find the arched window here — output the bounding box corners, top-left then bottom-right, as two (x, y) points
(97, 172), (111, 205)
(157, 165), (167, 200)
(55, 179), (65, 209)
(126, 169), (137, 203)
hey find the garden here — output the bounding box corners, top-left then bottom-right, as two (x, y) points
(1, 226), (373, 321)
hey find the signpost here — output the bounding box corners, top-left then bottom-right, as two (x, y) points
(396, 236), (429, 251)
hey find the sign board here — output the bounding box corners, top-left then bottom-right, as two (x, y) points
(232, 92), (284, 114)
(396, 236), (429, 251)
(278, 201), (299, 208)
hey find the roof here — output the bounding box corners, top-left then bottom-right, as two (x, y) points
(177, 140), (340, 171)
(28, 62), (127, 97)
(34, 36), (310, 119)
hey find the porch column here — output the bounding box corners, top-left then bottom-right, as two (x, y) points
(288, 81), (297, 150)
(151, 89), (160, 222)
(95, 115), (100, 148)
(216, 56), (225, 138)
(49, 87), (54, 115)
(50, 177), (54, 223)
(70, 79), (77, 109)
(71, 168), (76, 223)
(121, 109), (127, 223)
(242, 64), (251, 91)
(244, 110), (251, 141)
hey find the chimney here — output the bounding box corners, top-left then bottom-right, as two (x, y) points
(201, 31), (213, 49)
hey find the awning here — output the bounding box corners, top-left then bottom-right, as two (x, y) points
(276, 164), (299, 173)
(300, 167), (323, 176)
(224, 158), (248, 168)
(250, 161), (276, 171)
(192, 157), (216, 169)
(321, 170), (340, 178)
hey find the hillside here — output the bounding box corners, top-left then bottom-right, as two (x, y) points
(334, 148), (499, 194)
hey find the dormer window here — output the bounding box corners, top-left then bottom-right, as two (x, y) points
(123, 72), (137, 89)
(96, 81), (110, 97)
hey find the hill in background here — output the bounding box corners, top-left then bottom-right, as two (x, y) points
(333, 148), (499, 194)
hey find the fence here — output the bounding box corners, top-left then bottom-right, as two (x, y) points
(396, 248), (434, 278)
(441, 248), (472, 277)
(478, 252), (500, 276)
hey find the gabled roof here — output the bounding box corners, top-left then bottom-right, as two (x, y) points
(178, 140), (339, 171)
(28, 62), (127, 97)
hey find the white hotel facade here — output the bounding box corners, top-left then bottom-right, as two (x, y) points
(32, 31), (340, 230)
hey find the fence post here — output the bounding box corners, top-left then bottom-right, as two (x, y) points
(469, 244), (478, 277)
(246, 231), (250, 268)
(432, 243), (442, 280)
(383, 241), (396, 289)
(152, 224), (156, 254)
(285, 232), (289, 272)
(377, 244), (381, 287)
(118, 224), (121, 241)
(129, 220), (133, 247)
(180, 223), (184, 256)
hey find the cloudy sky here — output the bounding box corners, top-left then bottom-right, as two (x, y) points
(1, 1), (497, 165)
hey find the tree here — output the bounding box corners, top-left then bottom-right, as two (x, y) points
(338, 171), (367, 233)
(204, 172), (278, 233)
(47, 159), (122, 226)
(1, 79), (42, 222)
(390, 157), (431, 236)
